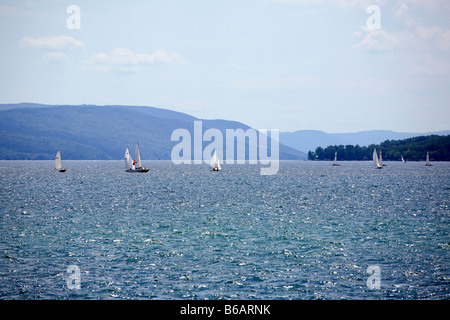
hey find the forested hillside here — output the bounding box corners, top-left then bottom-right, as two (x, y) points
(0, 104), (305, 160)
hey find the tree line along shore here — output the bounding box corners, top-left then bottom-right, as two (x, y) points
(307, 135), (450, 161)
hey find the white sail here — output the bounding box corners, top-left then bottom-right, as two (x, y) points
(210, 150), (221, 171)
(379, 150), (383, 166)
(124, 144), (149, 172)
(135, 143), (142, 168)
(373, 148), (377, 166)
(124, 147), (135, 170)
(373, 148), (382, 168)
(55, 150), (62, 170)
(401, 155), (405, 163)
(332, 151), (340, 166)
(425, 151), (432, 166)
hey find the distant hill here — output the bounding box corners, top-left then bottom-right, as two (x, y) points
(279, 129), (450, 154)
(0, 103), (306, 160)
(307, 135), (450, 161)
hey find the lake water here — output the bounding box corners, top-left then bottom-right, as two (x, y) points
(0, 160), (449, 300)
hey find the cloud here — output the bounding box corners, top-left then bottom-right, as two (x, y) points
(41, 52), (69, 63)
(399, 0), (450, 11)
(352, 26), (400, 52)
(353, 2), (450, 51)
(336, 0), (387, 9)
(352, 1), (450, 75)
(336, 0), (449, 11)
(394, 3), (447, 39)
(395, 3), (410, 21)
(20, 36), (85, 50)
(393, 4), (450, 54)
(83, 48), (188, 72)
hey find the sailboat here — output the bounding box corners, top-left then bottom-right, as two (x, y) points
(425, 151), (432, 166)
(210, 150), (221, 171)
(373, 148), (383, 169)
(125, 143), (149, 173)
(379, 150), (387, 166)
(55, 150), (66, 172)
(401, 155), (406, 163)
(332, 151), (340, 166)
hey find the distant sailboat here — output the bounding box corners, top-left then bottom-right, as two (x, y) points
(401, 155), (406, 163)
(373, 148), (383, 169)
(55, 150), (66, 172)
(332, 151), (340, 166)
(379, 150), (387, 166)
(210, 150), (221, 171)
(125, 143), (149, 173)
(425, 151), (432, 166)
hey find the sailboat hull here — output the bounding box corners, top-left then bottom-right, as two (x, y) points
(126, 167), (149, 173)
(59, 168), (66, 172)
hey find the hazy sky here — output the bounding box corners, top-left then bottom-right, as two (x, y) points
(0, 0), (449, 133)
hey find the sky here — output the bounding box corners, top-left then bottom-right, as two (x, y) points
(0, 0), (449, 133)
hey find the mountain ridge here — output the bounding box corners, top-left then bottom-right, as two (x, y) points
(0, 103), (305, 160)
(1, 103), (448, 160)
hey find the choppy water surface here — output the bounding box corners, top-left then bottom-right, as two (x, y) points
(0, 161), (449, 299)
